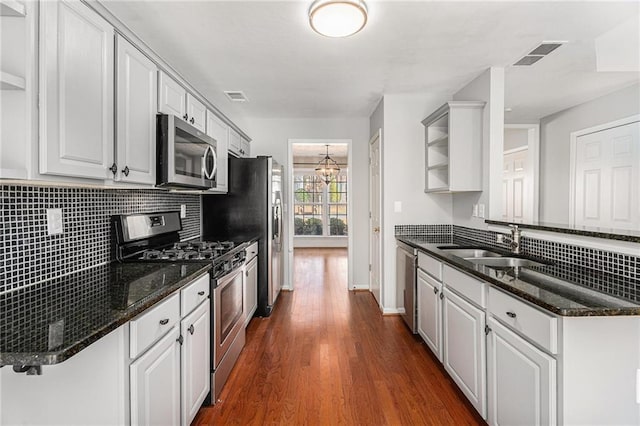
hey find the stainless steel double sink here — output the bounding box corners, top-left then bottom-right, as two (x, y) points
(437, 247), (549, 268)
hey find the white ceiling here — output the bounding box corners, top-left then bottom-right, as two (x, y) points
(103, 1), (640, 121)
(292, 143), (348, 158)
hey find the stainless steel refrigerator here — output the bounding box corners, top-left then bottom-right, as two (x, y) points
(202, 156), (284, 317)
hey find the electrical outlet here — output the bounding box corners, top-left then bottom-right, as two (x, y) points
(478, 204), (485, 218)
(46, 209), (63, 235)
(394, 201), (402, 213)
(472, 204), (479, 217)
(180, 204), (187, 219)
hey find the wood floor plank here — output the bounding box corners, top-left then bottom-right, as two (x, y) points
(193, 248), (485, 425)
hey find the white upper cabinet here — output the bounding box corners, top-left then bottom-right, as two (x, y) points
(39, 0), (114, 180)
(158, 71), (187, 118)
(158, 71), (206, 131)
(186, 93), (206, 132)
(206, 110), (229, 192)
(241, 137), (251, 157)
(115, 35), (157, 184)
(228, 128), (242, 156)
(422, 101), (485, 193)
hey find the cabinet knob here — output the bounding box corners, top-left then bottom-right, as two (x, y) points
(190, 117), (195, 124)
(159, 318), (169, 325)
(188, 324), (195, 335)
(198, 291), (205, 296)
(122, 166), (130, 177)
(433, 287), (438, 294)
(439, 292), (444, 300)
(183, 114), (189, 121)
(506, 311), (517, 318)
(108, 162), (118, 177)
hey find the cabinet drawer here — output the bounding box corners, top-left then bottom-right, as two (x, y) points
(442, 265), (486, 308)
(246, 241), (258, 263)
(488, 287), (558, 354)
(418, 252), (442, 280)
(130, 292), (180, 359)
(181, 273), (210, 317)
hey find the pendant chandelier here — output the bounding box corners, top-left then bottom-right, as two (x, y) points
(315, 144), (341, 184)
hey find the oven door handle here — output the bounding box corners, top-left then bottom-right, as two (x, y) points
(202, 145), (217, 181)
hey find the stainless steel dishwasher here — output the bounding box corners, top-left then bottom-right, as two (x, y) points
(396, 241), (417, 333)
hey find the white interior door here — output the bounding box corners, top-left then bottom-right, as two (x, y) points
(502, 148), (529, 223)
(574, 121), (639, 230)
(369, 130), (382, 307)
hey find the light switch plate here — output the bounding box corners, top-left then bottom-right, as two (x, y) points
(478, 204), (485, 218)
(46, 208), (63, 235)
(472, 204), (479, 217)
(180, 204), (187, 218)
(394, 201), (402, 213)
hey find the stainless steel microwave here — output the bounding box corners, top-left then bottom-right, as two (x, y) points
(157, 114), (217, 189)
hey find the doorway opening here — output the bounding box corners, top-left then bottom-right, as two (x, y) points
(287, 140), (352, 291)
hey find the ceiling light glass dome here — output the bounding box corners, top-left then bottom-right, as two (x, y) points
(309, 0), (368, 38)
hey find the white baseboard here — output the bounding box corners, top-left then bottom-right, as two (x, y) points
(350, 284), (369, 291)
(382, 307), (404, 315)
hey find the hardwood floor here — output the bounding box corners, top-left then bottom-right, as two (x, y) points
(193, 248), (485, 425)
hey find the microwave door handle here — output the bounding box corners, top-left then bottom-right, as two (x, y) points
(209, 145), (218, 179)
(202, 145), (216, 180)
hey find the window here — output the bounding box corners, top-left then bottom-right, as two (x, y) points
(294, 174), (347, 236)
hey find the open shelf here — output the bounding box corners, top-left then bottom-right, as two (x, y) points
(1, 70), (25, 90)
(0, 0), (25, 16)
(427, 134), (449, 147)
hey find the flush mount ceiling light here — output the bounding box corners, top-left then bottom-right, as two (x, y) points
(315, 145), (341, 184)
(309, 0), (368, 38)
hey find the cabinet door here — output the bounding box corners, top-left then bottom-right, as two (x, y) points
(487, 317), (556, 426)
(130, 326), (181, 426)
(115, 35), (157, 184)
(443, 287), (486, 418)
(228, 128), (242, 156)
(181, 301), (210, 426)
(417, 268), (442, 361)
(206, 110), (229, 192)
(186, 93), (206, 132)
(244, 256), (258, 327)
(240, 138), (250, 157)
(40, 0), (114, 180)
(158, 71), (186, 118)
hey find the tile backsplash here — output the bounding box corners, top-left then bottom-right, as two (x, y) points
(0, 184), (201, 293)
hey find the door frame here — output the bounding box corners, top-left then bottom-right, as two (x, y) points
(568, 114), (640, 226)
(369, 129), (382, 307)
(287, 138), (353, 290)
(504, 123), (540, 222)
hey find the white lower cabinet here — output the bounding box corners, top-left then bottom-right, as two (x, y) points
(417, 268), (442, 360)
(181, 301), (211, 426)
(442, 287), (486, 418)
(487, 316), (556, 426)
(130, 326), (182, 426)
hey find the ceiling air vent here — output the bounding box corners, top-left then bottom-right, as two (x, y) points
(513, 41), (566, 66)
(224, 91), (248, 102)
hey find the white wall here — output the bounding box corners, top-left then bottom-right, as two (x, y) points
(539, 83), (640, 224)
(452, 67), (505, 229)
(246, 117), (370, 289)
(371, 94), (454, 312)
(504, 128), (529, 151)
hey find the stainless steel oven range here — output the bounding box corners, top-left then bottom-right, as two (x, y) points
(112, 211), (247, 403)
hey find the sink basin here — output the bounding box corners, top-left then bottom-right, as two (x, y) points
(467, 257), (547, 268)
(438, 247), (503, 258)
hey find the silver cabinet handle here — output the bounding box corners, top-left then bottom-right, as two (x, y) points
(109, 163), (118, 177)
(188, 324), (195, 335)
(198, 291), (205, 296)
(506, 311), (517, 318)
(190, 117), (195, 124)
(433, 287), (438, 294)
(122, 166), (130, 177)
(183, 114), (189, 121)
(439, 292), (444, 300)
(159, 318), (169, 325)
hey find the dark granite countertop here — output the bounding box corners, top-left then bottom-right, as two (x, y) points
(397, 235), (640, 317)
(0, 262), (211, 366)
